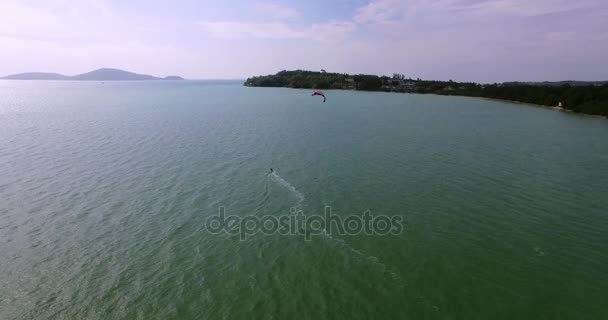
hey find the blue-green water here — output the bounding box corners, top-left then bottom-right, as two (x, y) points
(1, 80), (607, 319)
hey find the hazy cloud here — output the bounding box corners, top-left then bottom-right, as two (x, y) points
(353, 0), (604, 24)
(255, 2), (301, 19)
(197, 20), (355, 41)
(0, 0), (606, 81)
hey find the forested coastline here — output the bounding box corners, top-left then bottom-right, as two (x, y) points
(245, 70), (608, 116)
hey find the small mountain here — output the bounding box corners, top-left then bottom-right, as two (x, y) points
(1, 72), (71, 80)
(1, 68), (185, 81)
(72, 68), (161, 81)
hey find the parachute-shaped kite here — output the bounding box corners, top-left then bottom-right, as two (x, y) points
(312, 91), (326, 103)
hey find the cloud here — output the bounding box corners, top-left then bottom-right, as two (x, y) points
(345, 0), (608, 82)
(198, 21), (297, 39)
(0, 0), (198, 76)
(197, 20), (355, 41)
(309, 22), (357, 41)
(353, 0), (604, 24)
(354, 0), (405, 24)
(255, 3), (300, 19)
(462, 0), (602, 16)
(1, 0), (606, 81)
(0, 0), (140, 44)
(198, 1), (360, 41)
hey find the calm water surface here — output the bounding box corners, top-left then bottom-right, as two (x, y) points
(1, 80), (607, 319)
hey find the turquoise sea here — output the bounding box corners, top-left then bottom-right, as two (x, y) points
(1, 80), (607, 319)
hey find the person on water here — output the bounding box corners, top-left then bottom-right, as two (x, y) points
(270, 168), (274, 173)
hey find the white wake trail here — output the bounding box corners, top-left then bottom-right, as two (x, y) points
(319, 229), (402, 284)
(270, 172), (304, 208)
(269, 171), (403, 285)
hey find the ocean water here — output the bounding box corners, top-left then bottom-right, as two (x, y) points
(1, 80), (607, 319)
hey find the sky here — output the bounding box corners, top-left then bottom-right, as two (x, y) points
(0, 0), (607, 82)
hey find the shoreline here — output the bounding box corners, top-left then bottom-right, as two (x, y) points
(420, 93), (605, 119)
(247, 84), (607, 119)
(477, 96), (607, 119)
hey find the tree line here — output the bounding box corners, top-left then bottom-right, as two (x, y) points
(244, 70), (608, 116)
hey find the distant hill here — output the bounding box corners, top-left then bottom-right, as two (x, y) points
(1, 72), (71, 80)
(72, 68), (162, 80)
(1, 68), (184, 81)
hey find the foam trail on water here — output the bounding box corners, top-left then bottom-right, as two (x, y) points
(270, 172), (304, 208)
(269, 171), (402, 285)
(320, 230), (403, 284)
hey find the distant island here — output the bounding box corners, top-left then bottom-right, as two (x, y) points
(245, 70), (608, 117)
(1, 68), (184, 81)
